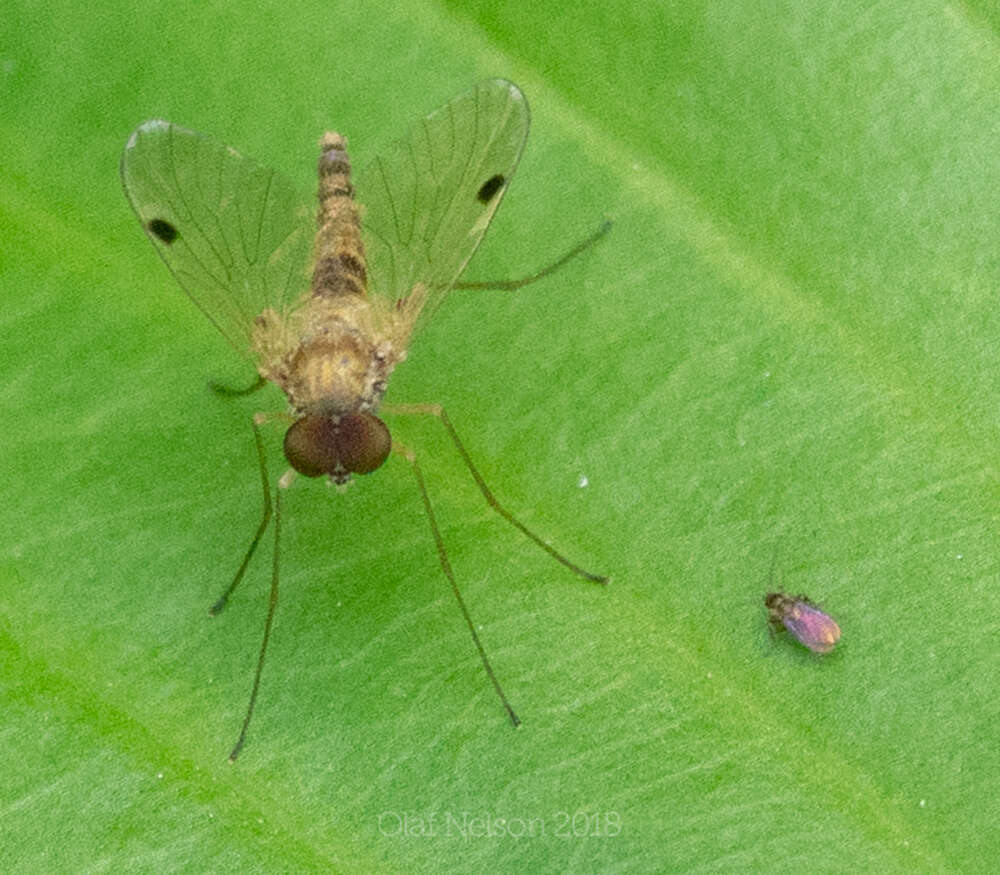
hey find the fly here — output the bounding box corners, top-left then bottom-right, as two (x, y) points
(121, 79), (610, 760)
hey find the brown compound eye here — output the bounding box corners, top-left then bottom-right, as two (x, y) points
(336, 411), (391, 474)
(283, 415), (340, 477)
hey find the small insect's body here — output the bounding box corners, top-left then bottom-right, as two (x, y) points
(765, 591), (841, 654)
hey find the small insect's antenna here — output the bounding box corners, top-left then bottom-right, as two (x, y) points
(449, 219), (612, 291)
(399, 444), (520, 726)
(228, 488), (282, 761)
(767, 541), (781, 589)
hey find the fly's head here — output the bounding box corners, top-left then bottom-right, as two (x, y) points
(283, 410), (391, 484)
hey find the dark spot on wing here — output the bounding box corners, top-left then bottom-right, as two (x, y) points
(477, 174), (505, 204)
(148, 218), (178, 244)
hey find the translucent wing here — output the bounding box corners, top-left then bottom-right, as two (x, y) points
(120, 120), (314, 357)
(355, 78), (530, 337)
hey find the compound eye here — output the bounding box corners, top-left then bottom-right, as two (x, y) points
(283, 415), (340, 477)
(336, 411), (391, 474)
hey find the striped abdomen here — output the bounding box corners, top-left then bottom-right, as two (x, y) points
(311, 132), (367, 299)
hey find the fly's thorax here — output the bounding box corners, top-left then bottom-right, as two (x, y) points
(284, 329), (396, 415)
(252, 293), (402, 414)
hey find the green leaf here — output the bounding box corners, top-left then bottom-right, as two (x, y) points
(2, 0), (997, 871)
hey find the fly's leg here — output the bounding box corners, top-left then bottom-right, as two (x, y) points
(206, 413), (292, 760)
(385, 404), (608, 585)
(227, 486), (283, 761)
(393, 440), (520, 727)
(208, 374), (268, 397)
(450, 219), (611, 291)
(209, 414), (273, 616)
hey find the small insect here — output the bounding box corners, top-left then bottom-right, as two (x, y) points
(121, 79), (609, 760)
(764, 592), (841, 653)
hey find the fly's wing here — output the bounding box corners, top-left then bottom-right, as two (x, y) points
(120, 120), (314, 357)
(355, 79), (530, 343)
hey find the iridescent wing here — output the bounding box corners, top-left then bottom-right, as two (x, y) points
(120, 120), (313, 358)
(355, 78), (530, 341)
